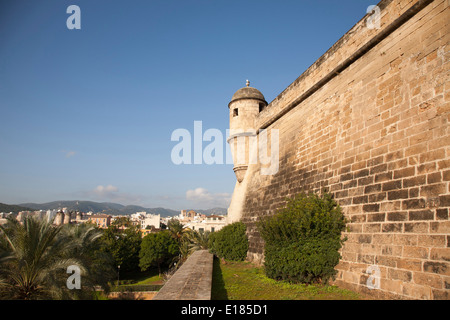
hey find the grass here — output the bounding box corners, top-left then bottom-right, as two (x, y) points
(211, 257), (361, 300)
(105, 268), (165, 295)
(93, 268), (165, 299)
(117, 268), (164, 286)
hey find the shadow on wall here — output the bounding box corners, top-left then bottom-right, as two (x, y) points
(211, 256), (228, 300)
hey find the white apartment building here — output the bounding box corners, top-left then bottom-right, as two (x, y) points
(186, 215), (226, 233)
(131, 212), (160, 230)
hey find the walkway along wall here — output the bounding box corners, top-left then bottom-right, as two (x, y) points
(153, 250), (213, 300)
(228, 0), (450, 299)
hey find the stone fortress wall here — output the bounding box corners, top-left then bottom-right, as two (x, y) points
(227, 0), (449, 299)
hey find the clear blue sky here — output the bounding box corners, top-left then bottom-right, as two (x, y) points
(0, 0), (375, 210)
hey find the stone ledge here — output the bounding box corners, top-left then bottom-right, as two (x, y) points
(153, 250), (213, 300)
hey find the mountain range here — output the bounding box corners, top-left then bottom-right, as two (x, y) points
(0, 203), (36, 214)
(5, 200), (227, 217)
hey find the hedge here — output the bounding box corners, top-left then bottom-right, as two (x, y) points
(208, 222), (248, 261)
(258, 192), (347, 284)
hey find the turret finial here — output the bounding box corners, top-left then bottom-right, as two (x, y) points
(246, 79), (250, 87)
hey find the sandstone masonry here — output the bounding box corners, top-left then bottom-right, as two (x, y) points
(227, 0), (450, 300)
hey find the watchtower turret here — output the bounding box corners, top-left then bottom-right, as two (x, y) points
(227, 80), (267, 183)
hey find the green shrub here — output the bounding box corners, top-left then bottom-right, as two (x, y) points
(209, 222), (248, 261)
(258, 192), (347, 284)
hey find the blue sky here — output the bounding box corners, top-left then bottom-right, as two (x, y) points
(0, 0), (375, 210)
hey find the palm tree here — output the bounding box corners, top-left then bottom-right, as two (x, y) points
(60, 223), (115, 296)
(0, 216), (113, 299)
(172, 237), (191, 269)
(165, 219), (188, 270)
(185, 230), (210, 253)
(167, 219), (188, 244)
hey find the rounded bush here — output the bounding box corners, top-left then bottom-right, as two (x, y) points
(209, 222), (248, 261)
(258, 192), (347, 284)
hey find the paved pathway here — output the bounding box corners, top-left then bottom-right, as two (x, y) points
(153, 250), (213, 300)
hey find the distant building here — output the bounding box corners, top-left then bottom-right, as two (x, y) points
(46, 209), (57, 221)
(130, 212), (161, 231)
(0, 212), (13, 219)
(17, 210), (52, 224)
(88, 214), (112, 229)
(141, 214), (160, 230)
(185, 214), (226, 233)
(10, 209), (86, 226)
(140, 225), (160, 237)
(178, 210), (206, 222)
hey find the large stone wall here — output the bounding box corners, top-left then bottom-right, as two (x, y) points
(232, 0), (449, 299)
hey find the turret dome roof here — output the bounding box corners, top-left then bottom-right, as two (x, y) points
(229, 80), (267, 107)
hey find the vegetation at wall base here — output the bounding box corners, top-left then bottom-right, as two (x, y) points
(211, 258), (360, 300)
(258, 192), (347, 284)
(208, 222), (248, 261)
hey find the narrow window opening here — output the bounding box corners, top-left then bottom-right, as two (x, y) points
(259, 103), (265, 113)
(233, 108), (239, 117)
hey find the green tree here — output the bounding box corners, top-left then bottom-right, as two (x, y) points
(99, 218), (142, 273)
(139, 231), (179, 275)
(112, 216), (133, 228)
(0, 216), (112, 299)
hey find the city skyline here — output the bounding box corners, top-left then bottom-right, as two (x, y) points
(0, 0), (375, 210)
